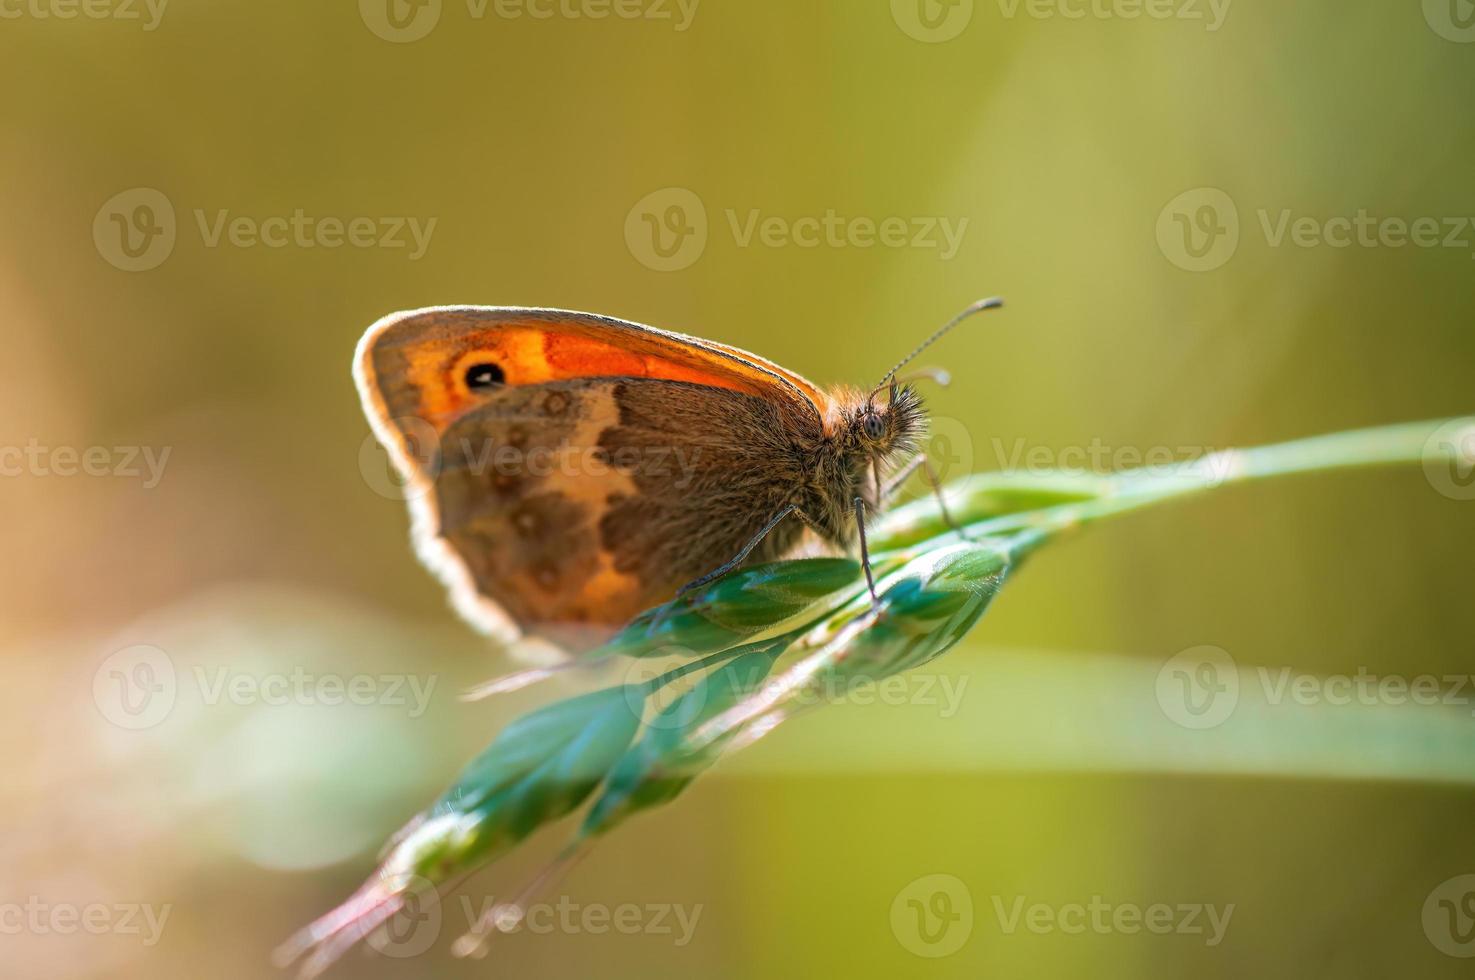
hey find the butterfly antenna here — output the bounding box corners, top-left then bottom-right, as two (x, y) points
(871, 297), (1004, 395)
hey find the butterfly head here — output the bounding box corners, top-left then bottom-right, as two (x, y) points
(838, 382), (926, 465)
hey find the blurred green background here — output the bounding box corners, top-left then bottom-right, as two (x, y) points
(3, 1), (1473, 977)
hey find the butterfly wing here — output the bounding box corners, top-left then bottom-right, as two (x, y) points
(355, 307), (828, 646)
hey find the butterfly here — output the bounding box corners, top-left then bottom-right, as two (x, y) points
(355, 299), (1002, 651)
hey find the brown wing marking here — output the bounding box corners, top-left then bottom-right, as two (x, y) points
(418, 378), (819, 641)
(425, 380), (644, 634)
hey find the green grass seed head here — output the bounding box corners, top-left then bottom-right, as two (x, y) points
(281, 416), (1474, 977)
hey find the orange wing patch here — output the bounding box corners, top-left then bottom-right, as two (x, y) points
(357, 307), (825, 451)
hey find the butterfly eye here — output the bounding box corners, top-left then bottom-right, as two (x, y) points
(464, 362), (506, 390)
(863, 413), (886, 440)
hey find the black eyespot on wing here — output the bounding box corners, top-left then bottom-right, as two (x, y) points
(464, 362), (506, 390)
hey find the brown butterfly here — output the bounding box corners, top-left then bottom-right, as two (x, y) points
(356, 299), (1002, 650)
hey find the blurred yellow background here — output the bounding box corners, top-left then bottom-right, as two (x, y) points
(2, 2), (1473, 978)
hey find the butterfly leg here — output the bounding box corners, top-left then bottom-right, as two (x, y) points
(882, 453), (966, 537)
(917, 454), (969, 539)
(852, 496), (880, 607)
(881, 454), (926, 501)
(674, 503), (800, 600)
